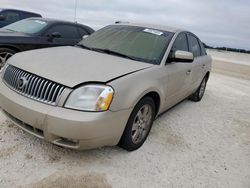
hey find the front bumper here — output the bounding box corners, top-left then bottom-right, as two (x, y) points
(0, 79), (131, 149)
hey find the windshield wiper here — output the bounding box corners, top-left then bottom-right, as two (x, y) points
(93, 48), (140, 61)
(77, 44), (105, 54)
(4, 29), (15, 32)
(76, 44), (94, 51)
(77, 45), (142, 62)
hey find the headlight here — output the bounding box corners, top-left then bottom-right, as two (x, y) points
(65, 84), (114, 111)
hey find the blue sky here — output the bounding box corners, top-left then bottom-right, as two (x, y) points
(1, 0), (250, 49)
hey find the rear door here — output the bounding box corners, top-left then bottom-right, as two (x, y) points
(163, 32), (193, 109)
(187, 33), (204, 92)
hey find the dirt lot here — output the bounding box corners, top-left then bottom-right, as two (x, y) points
(208, 50), (250, 80)
(0, 72), (249, 188)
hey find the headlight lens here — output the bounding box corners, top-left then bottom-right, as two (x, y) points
(65, 84), (114, 111)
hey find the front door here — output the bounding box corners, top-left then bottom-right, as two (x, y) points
(162, 32), (193, 110)
(39, 24), (82, 48)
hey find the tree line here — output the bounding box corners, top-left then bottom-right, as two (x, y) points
(203, 43), (250, 54)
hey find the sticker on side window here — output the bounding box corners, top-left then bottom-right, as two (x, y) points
(143, 28), (163, 36)
(34, 20), (46, 25)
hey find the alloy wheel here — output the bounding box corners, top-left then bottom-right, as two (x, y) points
(0, 52), (13, 70)
(131, 104), (153, 144)
(199, 78), (206, 98)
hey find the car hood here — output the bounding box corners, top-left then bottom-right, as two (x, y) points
(8, 46), (153, 87)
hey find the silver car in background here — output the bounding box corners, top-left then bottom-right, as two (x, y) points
(0, 23), (211, 151)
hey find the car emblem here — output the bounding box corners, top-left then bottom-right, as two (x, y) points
(17, 76), (28, 89)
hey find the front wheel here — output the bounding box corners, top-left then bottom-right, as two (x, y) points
(0, 48), (16, 70)
(119, 97), (156, 151)
(189, 76), (207, 102)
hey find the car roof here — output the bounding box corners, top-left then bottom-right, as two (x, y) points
(114, 22), (184, 33)
(27, 17), (85, 26)
(0, 8), (41, 16)
(26, 17), (95, 33)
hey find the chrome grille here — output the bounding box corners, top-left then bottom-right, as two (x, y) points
(3, 65), (65, 106)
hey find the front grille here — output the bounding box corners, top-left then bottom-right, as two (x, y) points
(3, 65), (65, 106)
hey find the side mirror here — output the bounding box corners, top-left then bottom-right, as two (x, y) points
(48, 32), (61, 42)
(51, 32), (61, 38)
(0, 15), (6, 21)
(169, 50), (194, 63)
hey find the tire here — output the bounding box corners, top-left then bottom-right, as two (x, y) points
(0, 48), (16, 70)
(189, 76), (208, 102)
(119, 97), (156, 151)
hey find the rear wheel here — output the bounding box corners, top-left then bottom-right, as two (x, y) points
(119, 97), (155, 151)
(189, 76), (207, 102)
(0, 48), (16, 70)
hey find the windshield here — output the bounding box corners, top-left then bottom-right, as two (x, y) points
(79, 25), (174, 64)
(3, 19), (48, 34)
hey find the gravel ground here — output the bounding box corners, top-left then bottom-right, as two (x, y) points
(207, 49), (250, 66)
(0, 73), (250, 188)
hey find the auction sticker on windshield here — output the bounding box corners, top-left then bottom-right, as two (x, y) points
(143, 28), (163, 36)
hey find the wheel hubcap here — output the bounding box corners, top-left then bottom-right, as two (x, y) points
(0, 52), (13, 70)
(199, 79), (206, 98)
(131, 104), (153, 144)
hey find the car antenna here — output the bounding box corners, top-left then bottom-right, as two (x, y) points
(74, 0), (78, 23)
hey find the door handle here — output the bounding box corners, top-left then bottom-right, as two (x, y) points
(186, 69), (191, 75)
(202, 64), (206, 68)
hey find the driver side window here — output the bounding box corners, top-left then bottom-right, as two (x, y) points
(45, 24), (80, 39)
(168, 33), (189, 60)
(171, 33), (189, 55)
